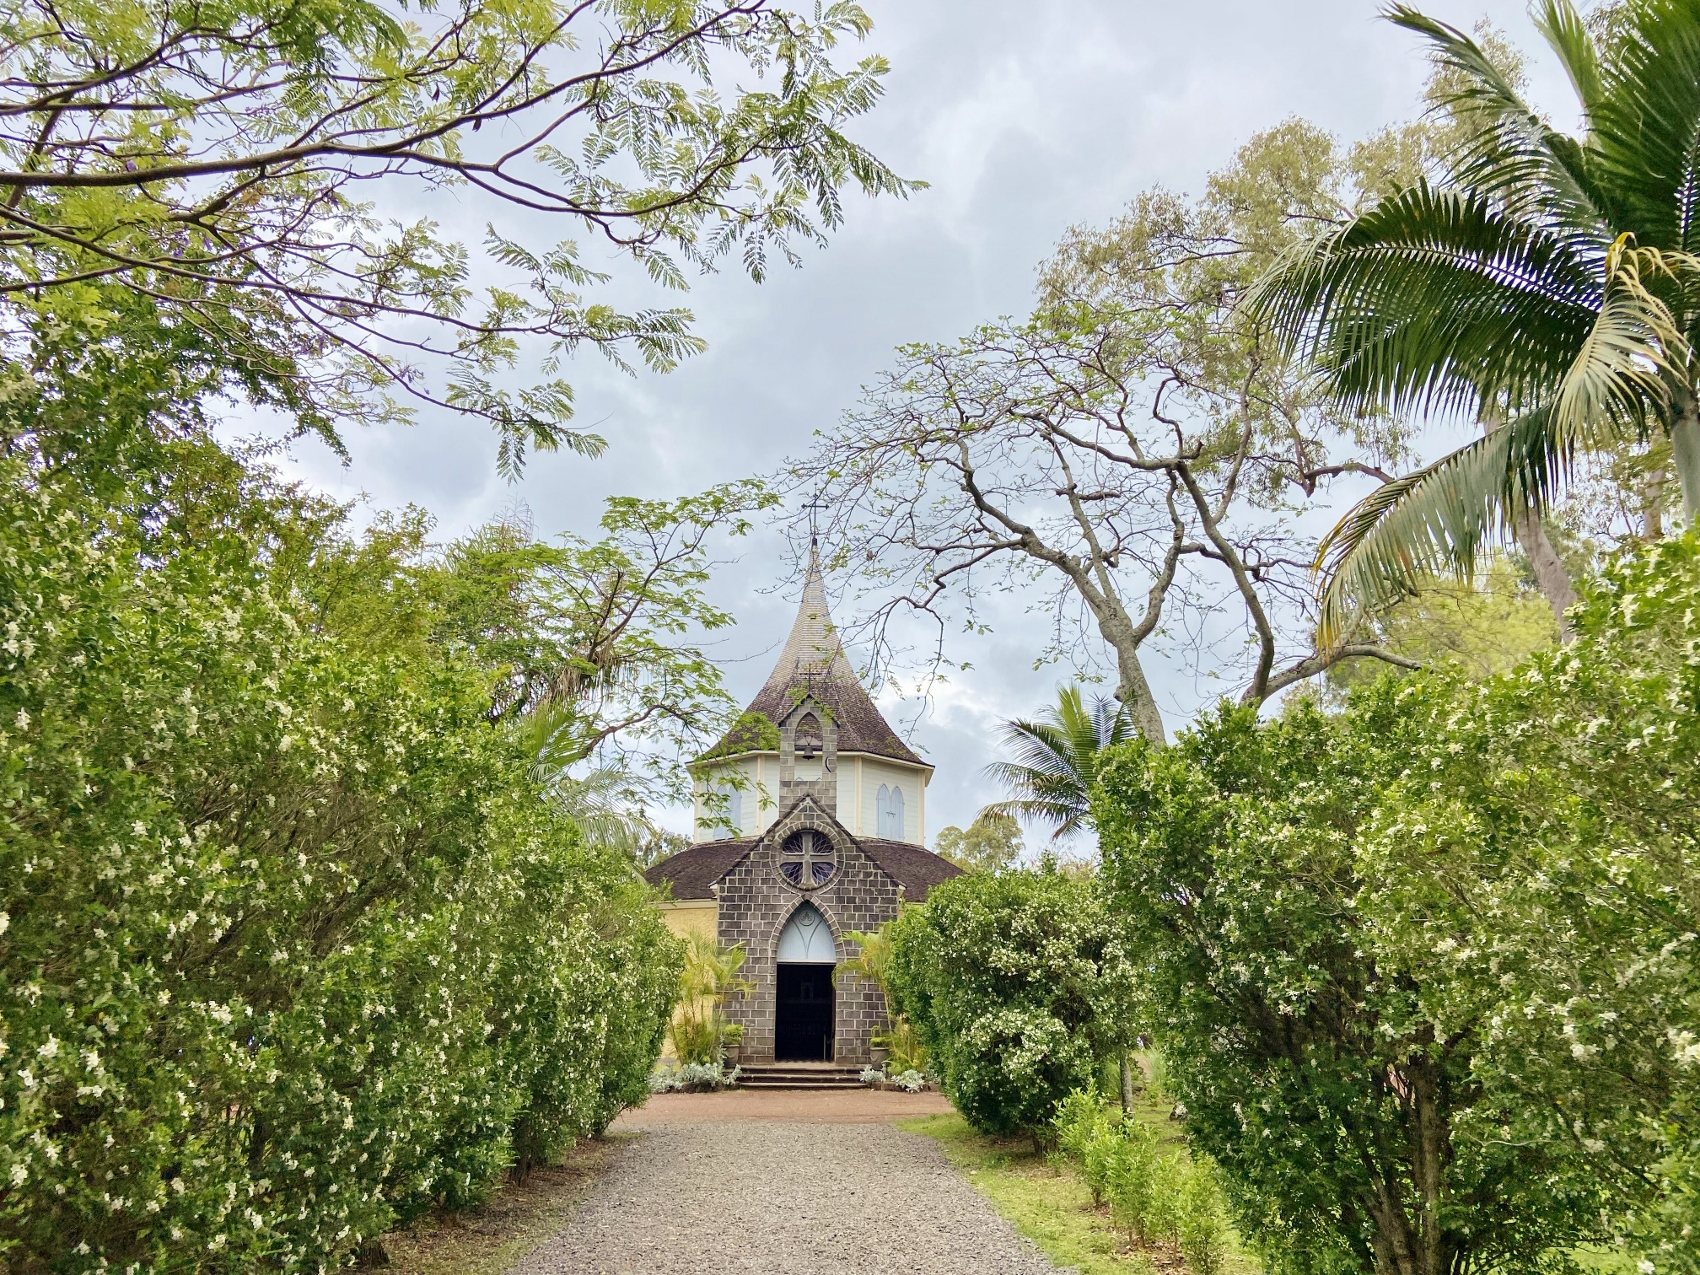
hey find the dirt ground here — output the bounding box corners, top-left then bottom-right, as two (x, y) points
(611, 1086), (953, 1127)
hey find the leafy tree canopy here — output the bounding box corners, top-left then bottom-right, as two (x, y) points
(934, 810), (1023, 874)
(0, 0), (915, 471)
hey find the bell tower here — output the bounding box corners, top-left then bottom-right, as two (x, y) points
(777, 693), (837, 816)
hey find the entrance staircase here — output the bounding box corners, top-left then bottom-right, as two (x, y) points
(736, 1063), (863, 1090)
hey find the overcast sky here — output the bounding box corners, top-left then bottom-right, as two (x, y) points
(268, 0), (1573, 845)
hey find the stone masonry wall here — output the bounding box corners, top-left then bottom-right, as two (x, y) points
(716, 795), (898, 1064)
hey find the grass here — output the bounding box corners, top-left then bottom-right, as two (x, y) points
(369, 1136), (620, 1275)
(899, 1111), (1163, 1275)
(899, 1071), (1259, 1275)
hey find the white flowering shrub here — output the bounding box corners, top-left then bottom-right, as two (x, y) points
(858, 1066), (886, 1086)
(889, 1069), (926, 1093)
(1096, 532), (1700, 1274)
(886, 868), (1133, 1139)
(0, 443), (681, 1271)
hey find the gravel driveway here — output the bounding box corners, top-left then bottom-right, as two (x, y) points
(507, 1119), (1064, 1274)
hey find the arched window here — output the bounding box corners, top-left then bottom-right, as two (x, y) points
(777, 902), (837, 962)
(705, 784), (741, 840)
(876, 783), (904, 838)
(794, 712), (822, 759)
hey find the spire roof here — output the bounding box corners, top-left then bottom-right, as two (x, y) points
(696, 544), (927, 768)
(760, 541), (856, 691)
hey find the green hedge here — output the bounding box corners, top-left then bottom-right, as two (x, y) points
(1094, 533), (1700, 1273)
(886, 867), (1132, 1140)
(0, 451), (681, 1272)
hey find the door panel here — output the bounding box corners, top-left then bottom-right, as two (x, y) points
(774, 963), (835, 1061)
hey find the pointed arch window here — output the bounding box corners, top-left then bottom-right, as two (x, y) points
(876, 783), (905, 839)
(706, 783), (742, 840)
(777, 902), (837, 962)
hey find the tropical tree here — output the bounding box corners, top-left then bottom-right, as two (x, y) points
(789, 121), (1426, 736)
(669, 933), (753, 1064)
(0, 0), (912, 470)
(935, 810), (1024, 873)
(1251, 0), (1700, 640)
(985, 687), (1134, 841)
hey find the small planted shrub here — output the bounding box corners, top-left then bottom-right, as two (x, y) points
(885, 867), (1132, 1140)
(649, 1062), (741, 1093)
(1175, 1157), (1231, 1275)
(669, 934), (752, 1064)
(1102, 1119), (1167, 1246)
(873, 1014), (928, 1075)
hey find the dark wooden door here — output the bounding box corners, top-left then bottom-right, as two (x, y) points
(774, 963), (835, 1061)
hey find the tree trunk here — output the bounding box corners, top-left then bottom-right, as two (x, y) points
(1643, 465), (1667, 541)
(1510, 503), (1577, 639)
(1102, 618), (1166, 746)
(1673, 396), (1700, 526)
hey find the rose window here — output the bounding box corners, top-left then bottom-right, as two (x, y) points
(778, 829), (835, 889)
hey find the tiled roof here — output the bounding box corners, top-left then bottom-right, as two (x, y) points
(644, 840), (753, 900)
(697, 547), (926, 768)
(853, 838), (963, 902)
(645, 835), (962, 903)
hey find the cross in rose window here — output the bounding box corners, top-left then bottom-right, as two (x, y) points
(780, 829), (834, 888)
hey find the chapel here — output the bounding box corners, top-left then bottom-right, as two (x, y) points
(644, 547), (961, 1065)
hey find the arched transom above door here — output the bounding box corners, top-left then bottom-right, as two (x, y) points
(778, 828), (835, 889)
(777, 902), (837, 963)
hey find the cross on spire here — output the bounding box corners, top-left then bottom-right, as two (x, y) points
(801, 491), (828, 545)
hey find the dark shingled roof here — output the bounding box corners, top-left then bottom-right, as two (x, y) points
(644, 840), (753, 900)
(854, 838), (963, 902)
(646, 835), (961, 903)
(697, 548), (926, 768)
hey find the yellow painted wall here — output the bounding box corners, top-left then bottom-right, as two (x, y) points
(658, 901), (718, 944)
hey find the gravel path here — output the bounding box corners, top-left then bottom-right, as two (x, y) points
(507, 1120), (1064, 1275)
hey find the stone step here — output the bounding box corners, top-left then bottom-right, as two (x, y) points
(736, 1065), (865, 1090)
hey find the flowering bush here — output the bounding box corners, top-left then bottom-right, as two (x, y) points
(886, 867), (1133, 1140)
(1095, 532), (1700, 1275)
(648, 1062), (740, 1093)
(0, 442), (680, 1271)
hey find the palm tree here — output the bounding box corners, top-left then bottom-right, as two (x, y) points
(984, 686), (1134, 841)
(1250, 0), (1700, 641)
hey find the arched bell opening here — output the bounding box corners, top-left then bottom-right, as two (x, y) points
(774, 901), (837, 1061)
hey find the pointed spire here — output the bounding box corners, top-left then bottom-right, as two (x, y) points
(762, 540), (855, 690)
(692, 544), (927, 769)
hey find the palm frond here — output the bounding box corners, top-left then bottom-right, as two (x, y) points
(981, 797), (1094, 840)
(1589, 0), (1700, 251)
(982, 687), (1131, 841)
(1388, 3), (1610, 230)
(1535, 0), (1606, 123)
(1250, 185), (1601, 421)
(1550, 236), (1683, 436)
(1314, 408), (1592, 644)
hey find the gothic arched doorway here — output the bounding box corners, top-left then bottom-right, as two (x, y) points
(775, 902), (836, 1061)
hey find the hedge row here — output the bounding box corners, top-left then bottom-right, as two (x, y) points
(0, 449), (681, 1272)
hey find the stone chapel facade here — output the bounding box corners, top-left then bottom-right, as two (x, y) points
(644, 550), (961, 1065)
